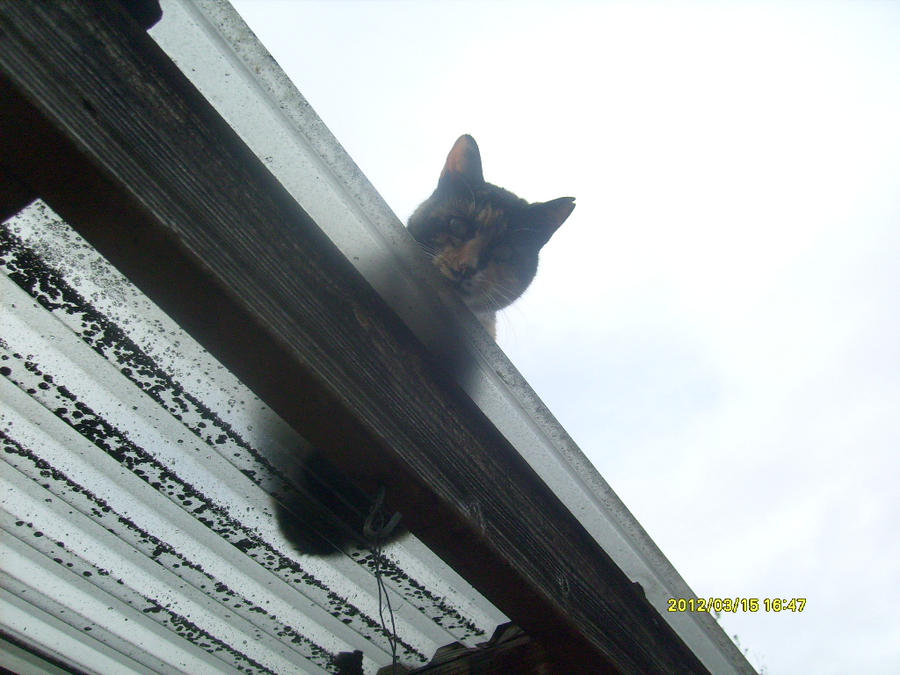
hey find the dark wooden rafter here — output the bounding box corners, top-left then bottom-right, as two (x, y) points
(0, 3), (709, 673)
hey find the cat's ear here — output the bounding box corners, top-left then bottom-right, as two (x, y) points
(529, 197), (575, 246)
(438, 134), (484, 188)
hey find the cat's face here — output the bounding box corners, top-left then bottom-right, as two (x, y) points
(408, 135), (574, 314)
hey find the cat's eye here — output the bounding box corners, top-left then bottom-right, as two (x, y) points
(447, 217), (469, 238)
(492, 245), (513, 262)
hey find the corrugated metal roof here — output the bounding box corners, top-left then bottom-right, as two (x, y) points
(1, 201), (506, 674)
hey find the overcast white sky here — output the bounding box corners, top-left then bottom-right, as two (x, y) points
(230, 2), (900, 672)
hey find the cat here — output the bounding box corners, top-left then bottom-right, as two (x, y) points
(277, 136), (574, 558)
(408, 134), (575, 337)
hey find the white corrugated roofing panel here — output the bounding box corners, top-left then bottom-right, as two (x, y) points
(1, 201), (506, 674)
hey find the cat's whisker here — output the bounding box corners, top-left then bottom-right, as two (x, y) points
(491, 280), (518, 296)
(486, 283), (519, 309)
(417, 242), (437, 255)
(480, 290), (504, 311)
(485, 287), (517, 311)
(487, 293), (509, 311)
(495, 304), (515, 340)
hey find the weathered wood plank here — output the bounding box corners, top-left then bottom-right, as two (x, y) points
(0, 3), (708, 673)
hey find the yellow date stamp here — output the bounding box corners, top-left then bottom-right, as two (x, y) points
(667, 597), (806, 613)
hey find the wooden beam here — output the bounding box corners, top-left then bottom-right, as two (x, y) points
(0, 3), (709, 673)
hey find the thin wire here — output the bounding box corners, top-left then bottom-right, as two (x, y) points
(372, 537), (399, 674)
(365, 487), (401, 674)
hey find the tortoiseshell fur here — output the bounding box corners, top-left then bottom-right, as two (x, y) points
(408, 135), (574, 337)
